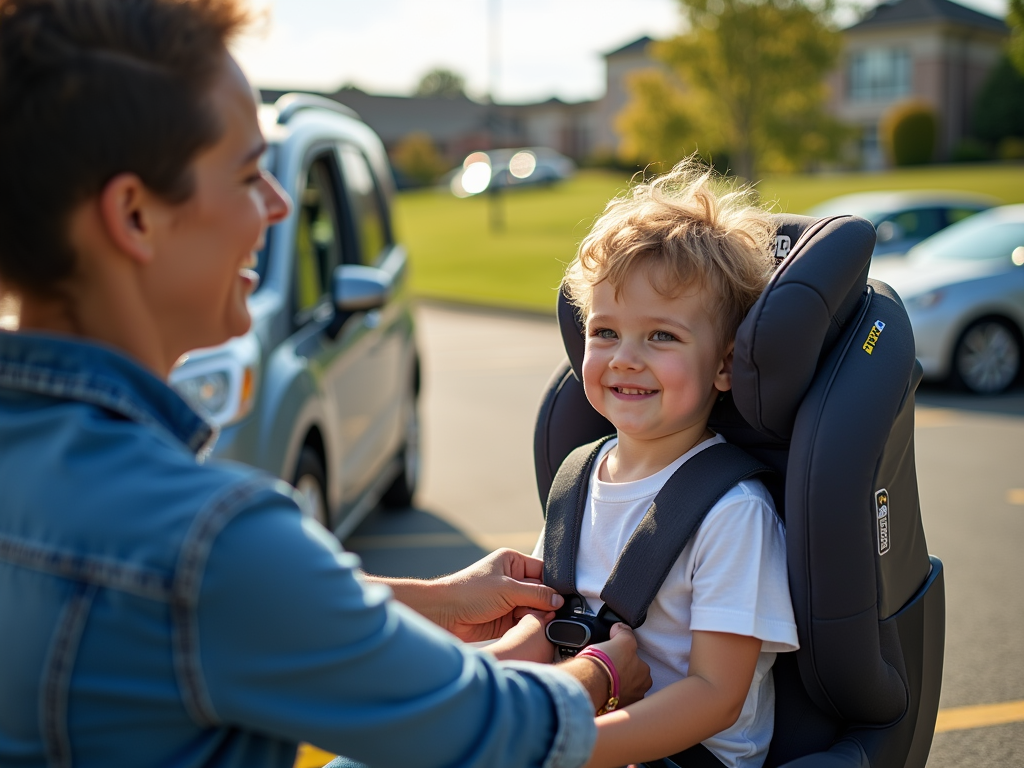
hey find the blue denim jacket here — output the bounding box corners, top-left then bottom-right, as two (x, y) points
(0, 331), (596, 768)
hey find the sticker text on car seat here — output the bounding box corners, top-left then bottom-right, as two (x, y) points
(876, 488), (890, 556)
(862, 320), (886, 355)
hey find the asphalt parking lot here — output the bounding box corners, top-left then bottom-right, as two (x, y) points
(339, 301), (1024, 768)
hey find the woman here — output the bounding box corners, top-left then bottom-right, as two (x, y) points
(0, 1), (650, 766)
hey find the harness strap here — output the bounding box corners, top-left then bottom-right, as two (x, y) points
(600, 442), (773, 628)
(543, 439), (773, 629)
(543, 435), (615, 597)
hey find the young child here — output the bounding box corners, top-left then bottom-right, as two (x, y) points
(534, 158), (799, 768)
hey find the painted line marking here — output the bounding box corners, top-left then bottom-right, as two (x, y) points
(915, 408), (960, 427)
(1007, 488), (1024, 506)
(294, 744), (336, 768)
(934, 699), (1024, 733)
(293, 699), (1024, 767)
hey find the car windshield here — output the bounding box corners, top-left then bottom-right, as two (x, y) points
(253, 143), (279, 286)
(910, 218), (1024, 263)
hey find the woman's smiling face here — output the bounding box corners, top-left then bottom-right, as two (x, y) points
(143, 53), (289, 357)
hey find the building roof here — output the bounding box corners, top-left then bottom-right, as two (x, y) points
(846, 0), (1008, 33)
(604, 36), (655, 58)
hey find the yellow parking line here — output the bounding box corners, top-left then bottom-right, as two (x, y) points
(1007, 488), (1024, 506)
(934, 699), (1024, 733)
(295, 744), (336, 768)
(293, 702), (1024, 767)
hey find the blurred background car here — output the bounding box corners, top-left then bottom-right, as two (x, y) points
(869, 204), (1024, 395)
(170, 94), (420, 538)
(447, 147), (576, 197)
(807, 190), (998, 258)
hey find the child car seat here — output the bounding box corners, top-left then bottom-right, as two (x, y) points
(533, 214), (945, 768)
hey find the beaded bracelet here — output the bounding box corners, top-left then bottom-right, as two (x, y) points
(577, 647), (620, 715)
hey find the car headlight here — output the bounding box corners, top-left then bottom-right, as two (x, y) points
(169, 335), (260, 427)
(906, 290), (944, 311)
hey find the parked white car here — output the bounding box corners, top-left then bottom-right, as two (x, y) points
(870, 204), (1024, 394)
(808, 190), (997, 258)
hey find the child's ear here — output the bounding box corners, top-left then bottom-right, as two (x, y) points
(714, 342), (734, 392)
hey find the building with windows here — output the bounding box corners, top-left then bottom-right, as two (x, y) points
(827, 0), (1008, 167)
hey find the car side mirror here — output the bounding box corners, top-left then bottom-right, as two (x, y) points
(333, 264), (392, 313)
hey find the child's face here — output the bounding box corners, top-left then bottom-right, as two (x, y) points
(582, 271), (732, 446)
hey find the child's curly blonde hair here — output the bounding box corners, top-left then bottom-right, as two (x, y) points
(563, 157), (777, 349)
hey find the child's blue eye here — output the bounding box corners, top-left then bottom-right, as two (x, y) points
(592, 328), (617, 339)
(651, 331), (676, 342)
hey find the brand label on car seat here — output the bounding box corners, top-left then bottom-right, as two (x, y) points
(862, 320), (886, 355)
(775, 235), (791, 260)
(875, 488), (890, 556)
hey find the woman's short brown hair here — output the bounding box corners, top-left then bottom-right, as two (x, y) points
(0, 0), (250, 295)
(563, 157), (777, 349)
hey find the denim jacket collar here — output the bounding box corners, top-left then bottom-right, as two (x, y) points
(0, 330), (215, 456)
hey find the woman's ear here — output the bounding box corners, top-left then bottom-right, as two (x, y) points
(714, 342), (734, 393)
(97, 173), (159, 265)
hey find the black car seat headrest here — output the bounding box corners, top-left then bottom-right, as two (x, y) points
(732, 214), (875, 441)
(556, 213), (875, 444)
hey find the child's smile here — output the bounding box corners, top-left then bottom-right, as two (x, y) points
(582, 270), (733, 468)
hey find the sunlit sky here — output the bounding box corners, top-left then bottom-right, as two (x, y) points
(232, 0), (1011, 105)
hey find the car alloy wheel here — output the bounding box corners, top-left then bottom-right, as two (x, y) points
(954, 318), (1021, 394)
(293, 446), (329, 527)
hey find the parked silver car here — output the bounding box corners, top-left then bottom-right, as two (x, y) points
(808, 190), (997, 258)
(170, 94), (420, 538)
(870, 204), (1024, 394)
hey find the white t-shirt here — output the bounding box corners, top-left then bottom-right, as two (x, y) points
(534, 435), (798, 768)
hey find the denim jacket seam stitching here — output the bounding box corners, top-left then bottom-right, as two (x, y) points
(41, 582), (98, 768)
(0, 533), (172, 600)
(171, 476), (280, 727)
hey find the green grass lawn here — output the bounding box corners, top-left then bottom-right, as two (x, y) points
(394, 163), (1024, 313)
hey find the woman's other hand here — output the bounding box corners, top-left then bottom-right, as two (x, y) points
(485, 611), (556, 663)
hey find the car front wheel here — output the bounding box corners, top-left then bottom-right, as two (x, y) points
(293, 446), (329, 527)
(952, 318), (1022, 394)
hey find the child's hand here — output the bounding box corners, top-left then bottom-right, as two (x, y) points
(483, 610), (556, 663)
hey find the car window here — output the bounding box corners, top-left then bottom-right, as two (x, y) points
(877, 208), (944, 242)
(253, 143), (279, 283)
(914, 220), (1024, 263)
(338, 144), (389, 266)
(293, 155), (342, 322)
(946, 207), (984, 226)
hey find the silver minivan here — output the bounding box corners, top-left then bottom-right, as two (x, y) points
(170, 94), (420, 538)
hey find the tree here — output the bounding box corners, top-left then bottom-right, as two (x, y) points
(414, 68), (466, 99)
(391, 132), (449, 187)
(973, 54), (1024, 147)
(617, 0), (848, 180)
(1009, 0), (1024, 77)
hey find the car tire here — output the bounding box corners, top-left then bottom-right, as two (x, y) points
(951, 318), (1022, 395)
(381, 395), (420, 510)
(293, 446), (329, 527)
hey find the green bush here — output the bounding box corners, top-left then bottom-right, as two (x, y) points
(881, 101), (938, 166)
(950, 137), (991, 163)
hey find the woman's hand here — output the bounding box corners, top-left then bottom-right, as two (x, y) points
(592, 623), (652, 708)
(485, 611), (556, 663)
(561, 623), (652, 713)
(369, 549), (564, 643)
(434, 549), (565, 642)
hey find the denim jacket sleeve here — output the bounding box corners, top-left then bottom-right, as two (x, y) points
(178, 482), (596, 768)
